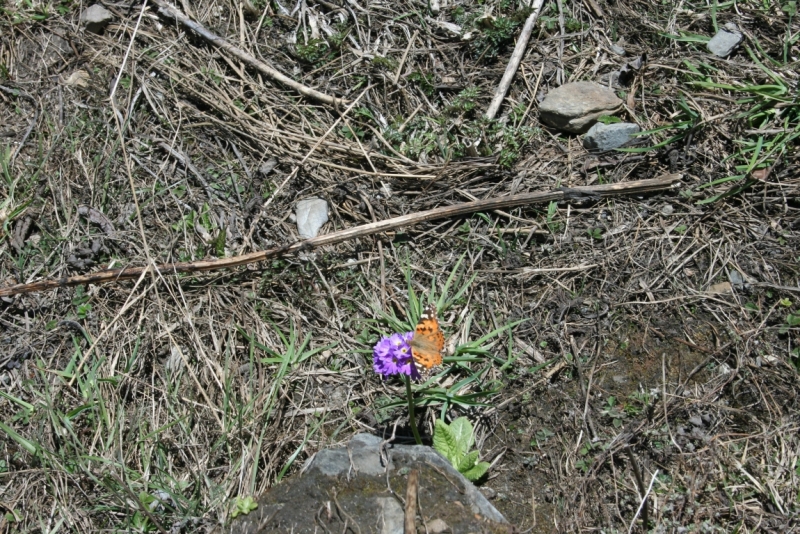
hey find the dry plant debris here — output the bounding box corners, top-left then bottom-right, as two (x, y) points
(0, 0), (798, 532)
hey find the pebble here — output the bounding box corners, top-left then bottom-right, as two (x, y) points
(296, 198), (328, 239)
(582, 122), (640, 151)
(707, 23), (743, 57)
(80, 5), (113, 34)
(539, 81), (623, 134)
(609, 44), (627, 56)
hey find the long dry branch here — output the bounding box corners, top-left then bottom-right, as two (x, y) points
(149, 0), (347, 108)
(0, 174), (682, 298)
(485, 0), (546, 120)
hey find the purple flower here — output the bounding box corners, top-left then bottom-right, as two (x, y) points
(373, 331), (420, 380)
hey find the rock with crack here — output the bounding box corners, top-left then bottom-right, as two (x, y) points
(219, 433), (510, 534)
(539, 81), (623, 134)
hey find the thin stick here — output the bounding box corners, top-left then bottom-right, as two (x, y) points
(627, 468), (658, 534)
(393, 30), (418, 85)
(404, 469), (419, 534)
(0, 174), (682, 297)
(149, 0), (346, 108)
(485, 0), (546, 120)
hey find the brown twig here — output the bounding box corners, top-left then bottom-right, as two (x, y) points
(485, 0), (546, 120)
(583, 0), (605, 18)
(0, 174), (682, 297)
(148, 0), (347, 108)
(404, 469), (419, 534)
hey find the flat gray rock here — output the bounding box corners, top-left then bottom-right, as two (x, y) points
(707, 23), (743, 57)
(583, 122), (640, 151)
(539, 81), (623, 134)
(295, 198), (328, 239)
(220, 433), (510, 534)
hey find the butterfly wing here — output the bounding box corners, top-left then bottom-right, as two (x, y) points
(410, 304), (444, 369)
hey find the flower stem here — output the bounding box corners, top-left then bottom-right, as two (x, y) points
(405, 375), (422, 445)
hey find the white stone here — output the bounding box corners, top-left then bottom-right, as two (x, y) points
(296, 198), (328, 239)
(80, 5), (113, 34)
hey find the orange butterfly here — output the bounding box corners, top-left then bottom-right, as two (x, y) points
(409, 304), (445, 370)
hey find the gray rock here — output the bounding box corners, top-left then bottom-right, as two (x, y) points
(689, 416), (704, 427)
(728, 269), (749, 289)
(707, 23), (743, 57)
(539, 81), (623, 133)
(582, 122), (640, 151)
(295, 198), (328, 239)
(80, 5), (113, 34)
(220, 433), (510, 534)
(610, 44), (627, 56)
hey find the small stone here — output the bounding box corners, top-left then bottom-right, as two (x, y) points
(610, 44), (627, 56)
(63, 70), (90, 88)
(707, 282), (732, 295)
(728, 269), (745, 288)
(707, 24), (743, 57)
(296, 198), (328, 239)
(661, 204), (674, 216)
(80, 5), (113, 34)
(427, 518), (450, 533)
(539, 81), (623, 133)
(582, 122), (640, 151)
(689, 416), (704, 427)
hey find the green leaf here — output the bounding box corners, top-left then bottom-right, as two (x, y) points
(433, 419), (459, 463)
(0, 422), (39, 455)
(462, 461), (490, 482)
(596, 115), (621, 124)
(457, 449), (480, 473)
(448, 417), (475, 454)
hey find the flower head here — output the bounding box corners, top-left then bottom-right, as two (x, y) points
(373, 331), (420, 380)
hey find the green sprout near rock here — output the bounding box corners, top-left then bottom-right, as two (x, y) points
(433, 417), (490, 482)
(230, 496), (258, 519)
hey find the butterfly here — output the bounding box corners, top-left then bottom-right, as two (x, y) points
(409, 304), (445, 371)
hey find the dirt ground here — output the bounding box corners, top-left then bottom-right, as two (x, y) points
(1, 0), (799, 532)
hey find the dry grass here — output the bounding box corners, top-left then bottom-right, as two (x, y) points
(0, 0), (798, 532)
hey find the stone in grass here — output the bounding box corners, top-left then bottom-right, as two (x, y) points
(80, 5), (114, 34)
(583, 122), (641, 151)
(707, 23), (743, 57)
(220, 433), (510, 534)
(295, 198), (328, 239)
(539, 81), (623, 134)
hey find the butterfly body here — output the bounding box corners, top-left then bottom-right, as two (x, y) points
(410, 304), (445, 370)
